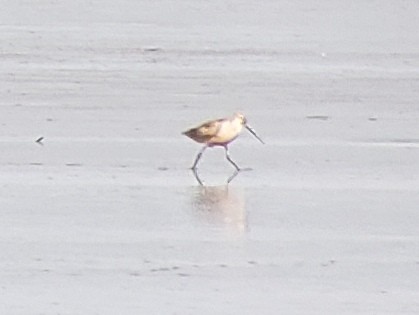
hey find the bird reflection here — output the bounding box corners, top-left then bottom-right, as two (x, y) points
(191, 185), (247, 234)
(192, 168), (244, 186)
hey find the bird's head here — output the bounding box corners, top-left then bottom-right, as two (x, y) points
(234, 112), (247, 125)
(233, 112), (264, 144)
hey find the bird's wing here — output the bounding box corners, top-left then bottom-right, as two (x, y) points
(195, 119), (223, 137)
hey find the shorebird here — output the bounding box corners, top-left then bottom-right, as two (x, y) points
(182, 113), (264, 171)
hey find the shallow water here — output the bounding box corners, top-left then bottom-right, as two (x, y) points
(1, 0), (419, 314)
(1, 139), (418, 314)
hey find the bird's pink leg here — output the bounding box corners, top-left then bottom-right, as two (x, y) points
(191, 145), (208, 170)
(224, 146), (241, 171)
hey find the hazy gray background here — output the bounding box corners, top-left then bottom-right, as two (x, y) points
(1, 1), (418, 314)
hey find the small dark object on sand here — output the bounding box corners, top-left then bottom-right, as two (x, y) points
(35, 137), (44, 145)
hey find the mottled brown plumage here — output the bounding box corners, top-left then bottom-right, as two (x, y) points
(182, 118), (223, 144)
(183, 113), (264, 171)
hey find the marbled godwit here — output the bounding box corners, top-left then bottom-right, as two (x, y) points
(182, 113), (264, 171)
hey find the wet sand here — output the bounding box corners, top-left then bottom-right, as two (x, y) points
(1, 1), (419, 314)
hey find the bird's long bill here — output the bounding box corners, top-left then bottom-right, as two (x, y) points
(245, 125), (265, 144)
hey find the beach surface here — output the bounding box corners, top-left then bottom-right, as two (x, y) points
(1, 1), (419, 314)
